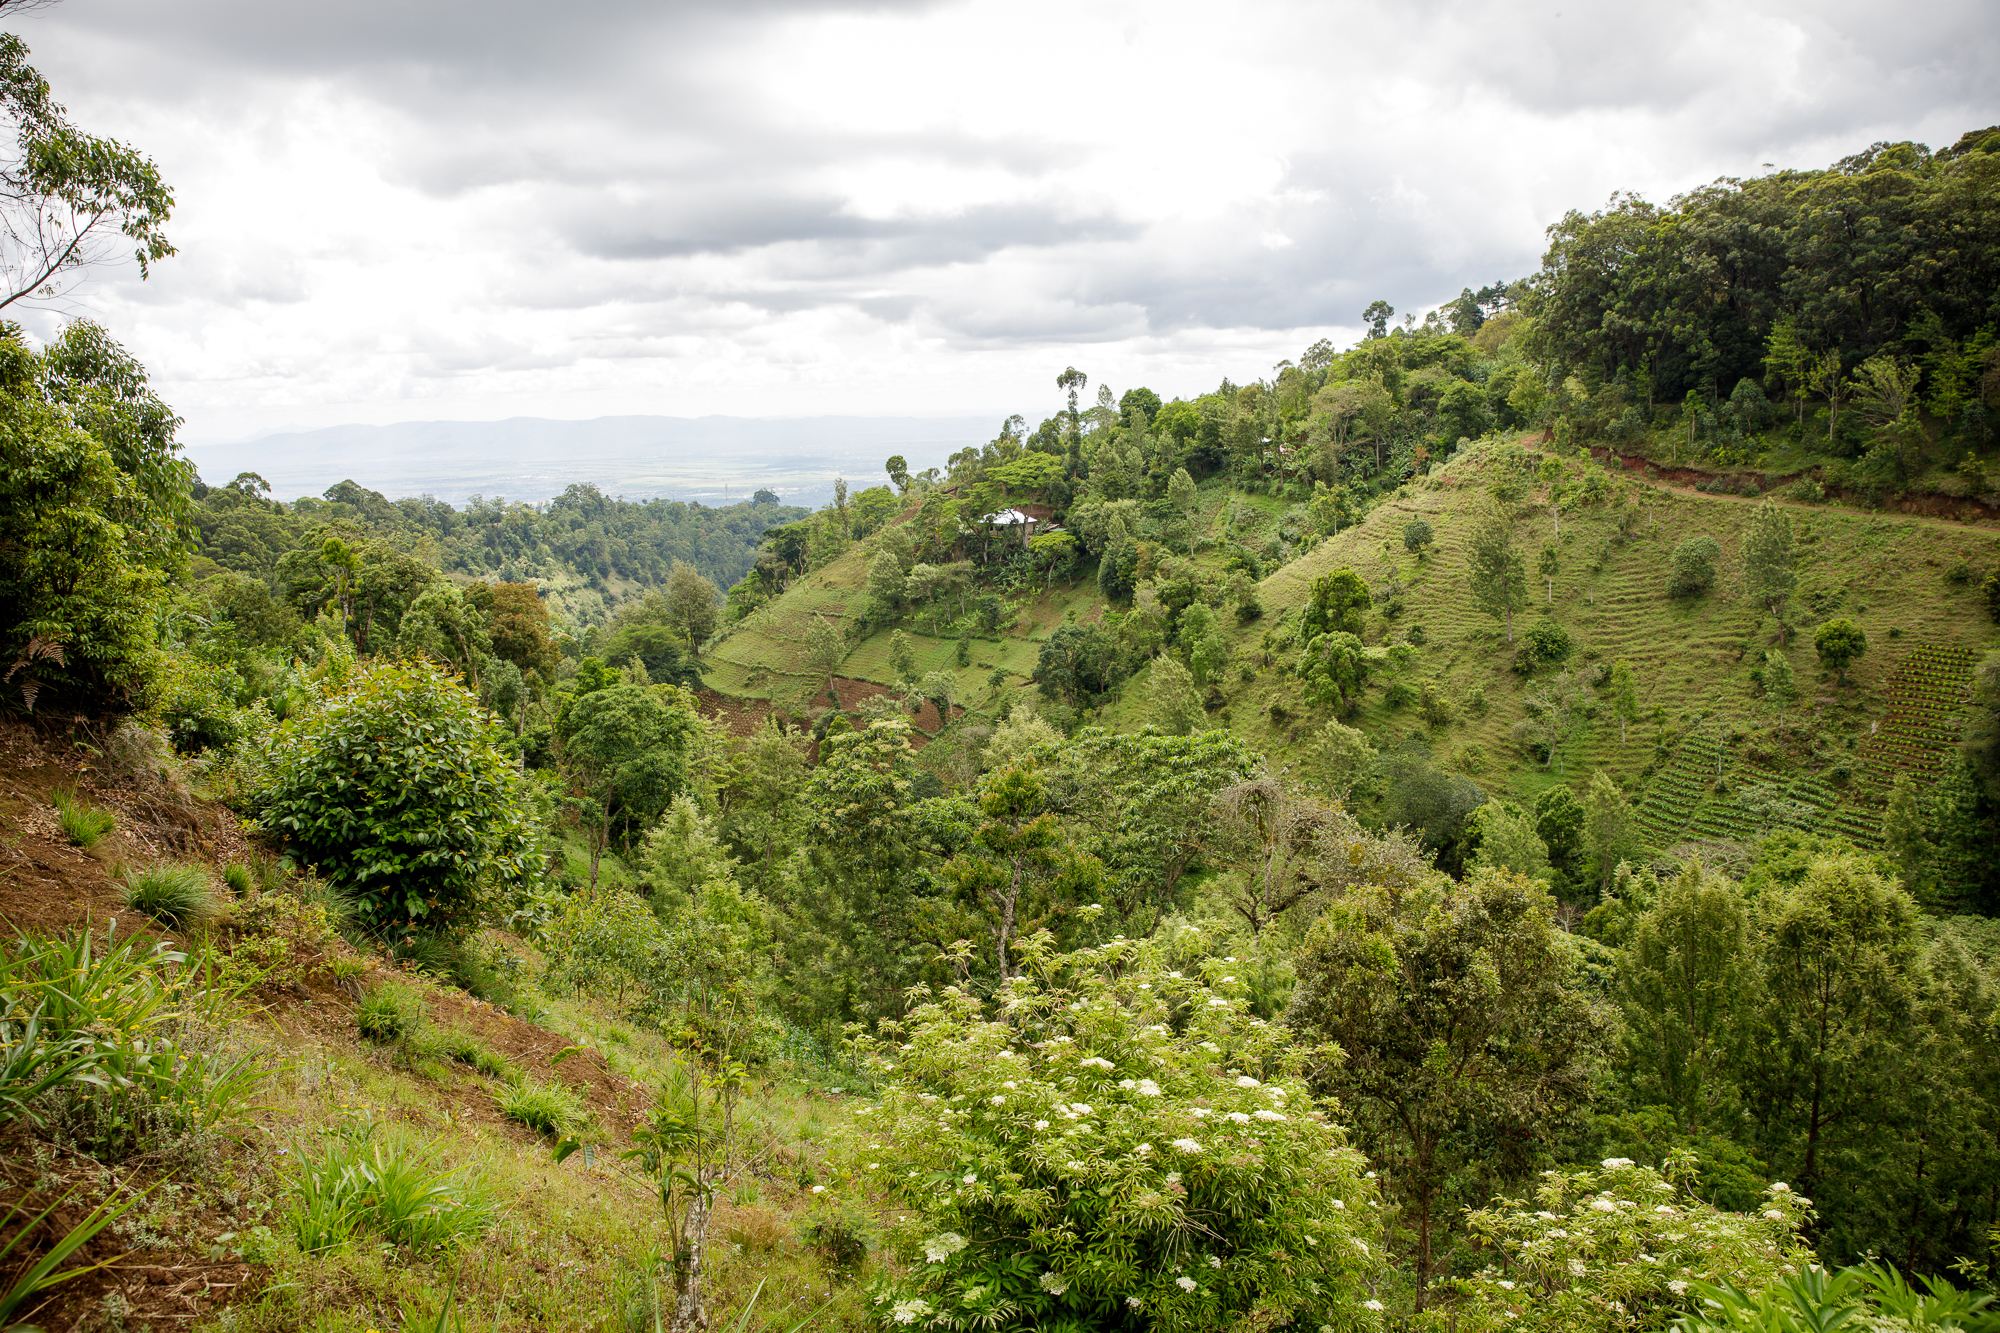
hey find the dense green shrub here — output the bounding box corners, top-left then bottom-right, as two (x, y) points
(1668, 536), (1722, 597)
(850, 926), (1384, 1332)
(1446, 1153), (1812, 1333)
(250, 657), (531, 937)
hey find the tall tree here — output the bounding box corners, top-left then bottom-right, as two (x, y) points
(1468, 517), (1530, 643)
(664, 559), (720, 653)
(0, 34), (175, 310)
(1289, 869), (1612, 1308)
(1742, 501), (1797, 631)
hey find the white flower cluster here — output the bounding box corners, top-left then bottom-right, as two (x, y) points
(1176, 1275), (1198, 1292)
(1171, 1138), (1204, 1153)
(923, 1231), (968, 1263)
(1079, 1056), (1116, 1071)
(1039, 1272), (1068, 1295)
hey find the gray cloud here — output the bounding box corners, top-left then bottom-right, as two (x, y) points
(9, 0), (1996, 440)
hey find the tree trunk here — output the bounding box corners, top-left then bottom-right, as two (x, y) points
(670, 1193), (712, 1333)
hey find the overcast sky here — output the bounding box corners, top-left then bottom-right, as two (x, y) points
(12, 0), (1998, 444)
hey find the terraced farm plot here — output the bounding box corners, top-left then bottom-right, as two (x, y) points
(1824, 645), (1979, 845)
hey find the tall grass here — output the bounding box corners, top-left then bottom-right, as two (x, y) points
(0, 1186), (146, 1328)
(1, 924), (266, 1160)
(118, 860), (223, 929)
(50, 788), (114, 848)
(497, 1079), (586, 1137)
(290, 1126), (490, 1253)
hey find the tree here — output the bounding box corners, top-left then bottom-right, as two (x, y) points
(1533, 784), (1587, 888)
(1403, 518), (1435, 557)
(1057, 366), (1088, 458)
(1618, 861), (1754, 1139)
(0, 327), (189, 707)
(1166, 466), (1197, 551)
(1582, 770), (1641, 890)
(1743, 502), (1796, 629)
(250, 658), (531, 936)
(1362, 299), (1394, 338)
(1303, 719), (1376, 802)
(664, 559), (720, 652)
(888, 628), (920, 687)
(1296, 631), (1369, 714)
(1145, 655), (1204, 736)
(1524, 617), (1572, 668)
(864, 549), (905, 621)
(0, 34), (175, 311)
(1761, 648), (1797, 704)
(804, 614), (844, 688)
(1747, 851), (1920, 1234)
(561, 682), (697, 894)
(1289, 869), (1612, 1308)
(1208, 775), (1427, 936)
(1880, 773), (1931, 887)
(884, 453), (911, 494)
(1438, 379), (1492, 443)
(1537, 542), (1560, 605)
(485, 582), (557, 677)
(1813, 618), (1867, 685)
(1301, 567), (1371, 638)
(1669, 535), (1722, 597)
(1468, 517), (1530, 642)
(1467, 802), (1553, 882)
(1523, 669), (1593, 774)
(941, 766), (1102, 980)
(1608, 659), (1641, 744)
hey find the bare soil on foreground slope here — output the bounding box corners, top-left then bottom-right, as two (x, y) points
(0, 720), (858, 1333)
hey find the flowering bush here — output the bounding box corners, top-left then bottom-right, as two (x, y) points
(848, 922), (1386, 1332)
(1437, 1151), (1813, 1333)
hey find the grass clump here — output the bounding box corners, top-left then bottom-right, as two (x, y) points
(50, 788), (114, 848)
(290, 1124), (490, 1253)
(356, 981), (422, 1042)
(118, 860), (222, 928)
(222, 862), (253, 896)
(497, 1078), (586, 1137)
(439, 1031), (517, 1083)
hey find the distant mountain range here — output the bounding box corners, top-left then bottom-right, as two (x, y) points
(184, 415), (999, 508)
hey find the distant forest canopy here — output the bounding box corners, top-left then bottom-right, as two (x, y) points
(1530, 127), (2000, 414)
(188, 472), (807, 632)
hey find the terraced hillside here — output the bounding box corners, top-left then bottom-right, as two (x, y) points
(710, 437), (2000, 846)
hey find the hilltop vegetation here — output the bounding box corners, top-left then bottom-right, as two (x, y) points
(3, 41), (2000, 1333)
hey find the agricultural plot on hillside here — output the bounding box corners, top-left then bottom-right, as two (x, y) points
(1823, 645), (1979, 844)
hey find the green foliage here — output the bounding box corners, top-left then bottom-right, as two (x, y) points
(1031, 624), (1127, 706)
(251, 657), (531, 937)
(1467, 802), (1553, 882)
(1302, 567), (1371, 638)
(1669, 536), (1722, 597)
(852, 929), (1384, 1333)
(0, 323), (192, 709)
(1813, 618), (1868, 683)
(1468, 517), (1530, 642)
(1447, 1154), (1813, 1333)
(357, 981), (422, 1042)
(1, 925), (264, 1161)
(1523, 617), (1573, 668)
(497, 1079), (587, 1137)
(1673, 1261), (2000, 1332)
(118, 860), (221, 929)
(1289, 869), (1614, 1305)
(290, 1123), (491, 1253)
(1145, 655), (1205, 736)
(1532, 785), (1587, 888)
(1297, 631), (1370, 713)
(0, 1185), (147, 1332)
(50, 787), (113, 847)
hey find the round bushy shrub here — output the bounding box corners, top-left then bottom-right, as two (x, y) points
(849, 927), (1385, 1332)
(1668, 536), (1722, 597)
(250, 658), (530, 937)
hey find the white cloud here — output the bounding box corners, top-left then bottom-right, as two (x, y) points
(10, 0), (1996, 443)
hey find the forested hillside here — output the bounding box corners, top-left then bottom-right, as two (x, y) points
(5, 61), (2000, 1333)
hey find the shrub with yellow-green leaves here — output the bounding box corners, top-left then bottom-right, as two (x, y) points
(848, 922), (1387, 1333)
(1439, 1151), (1814, 1333)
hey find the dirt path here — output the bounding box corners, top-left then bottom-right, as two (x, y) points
(1638, 472), (1997, 536)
